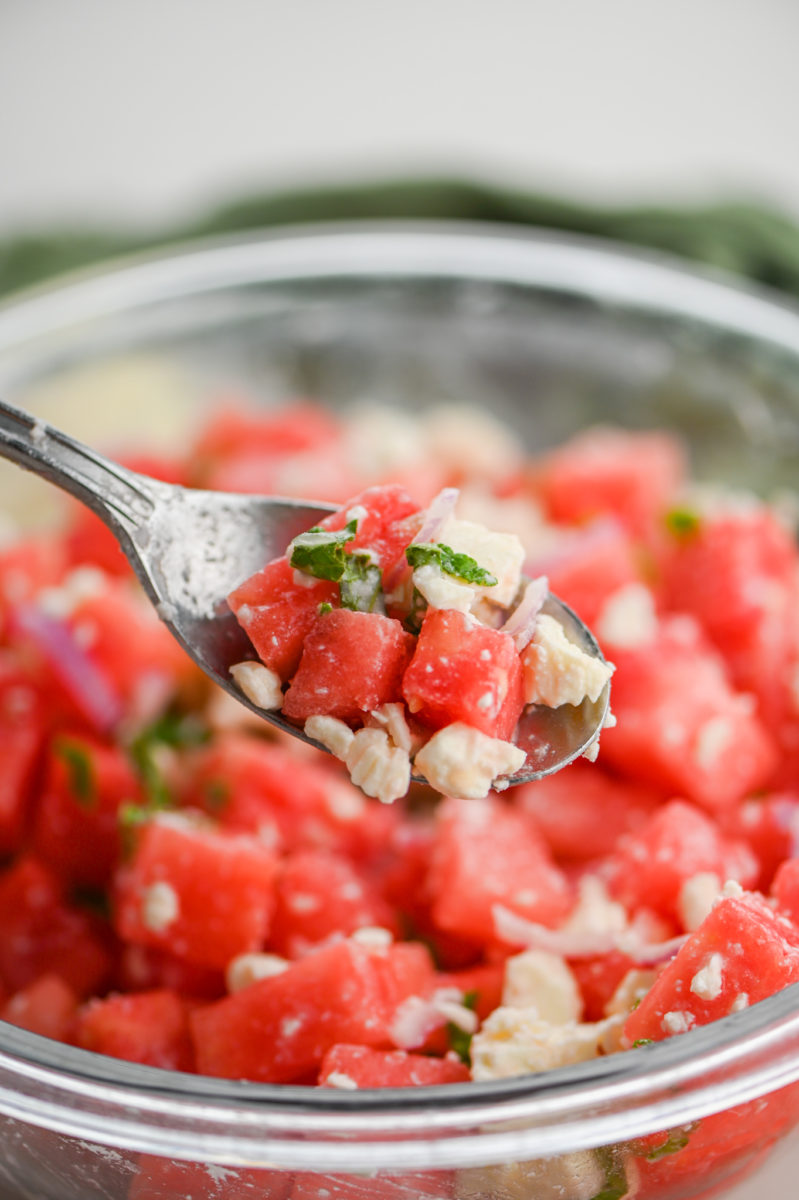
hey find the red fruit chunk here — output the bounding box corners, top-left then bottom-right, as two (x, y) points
(534, 427), (684, 538)
(283, 609), (414, 724)
(606, 799), (757, 923)
(76, 989), (194, 1071)
(0, 857), (112, 996)
(115, 943), (226, 1001)
(516, 761), (661, 863)
(194, 400), (342, 463)
(318, 484), (420, 572)
(228, 556), (338, 681)
(771, 857), (799, 926)
(319, 1043), (470, 1088)
(32, 734), (142, 888)
(600, 616), (777, 809)
(0, 536), (67, 636)
(661, 508), (799, 724)
(624, 893), (799, 1044)
(115, 817), (279, 969)
(269, 850), (401, 958)
(720, 792), (799, 892)
(191, 939), (409, 1082)
(130, 1157), (292, 1200)
(402, 608), (524, 741)
(2, 973), (79, 1042)
(0, 657), (46, 855)
(429, 796), (572, 944)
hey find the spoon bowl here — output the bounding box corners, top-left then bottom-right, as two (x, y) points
(0, 398), (609, 787)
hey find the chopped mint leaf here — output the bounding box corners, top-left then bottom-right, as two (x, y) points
(289, 519), (358, 582)
(591, 1147), (630, 1200)
(665, 507), (701, 537)
(55, 739), (96, 808)
(403, 587), (428, 635)
(318, 601), (333, 615)
(632, 1038), (654, 1047)
(340, 553), (384, 614)
(406, 542), (498, 587)
(645, 1123), (698, 1161)
(204, 779), (230, 813)
(446, 990), (478, 1064)
(127, 709), (210, 813)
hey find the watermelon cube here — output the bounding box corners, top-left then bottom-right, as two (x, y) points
(402, 608), (524, 741)
(318, 1043), (470, 1088)
(2, 973), (79, 1042)
(282, 609), (414, 724)
(76, 989), (194, 1071)
(318, 484), (421, 573)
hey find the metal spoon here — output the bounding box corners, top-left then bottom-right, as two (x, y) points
(0, 399), (610, 786)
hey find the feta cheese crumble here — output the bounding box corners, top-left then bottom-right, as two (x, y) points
(522, 613), (614, 707)
(229, 660), (283, 710)
(141, 881), (180, 934)
(413, 722), (525, 799)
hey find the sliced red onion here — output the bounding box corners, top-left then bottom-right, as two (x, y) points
(502, 575), (549, 650)
(13, 606), (124, 734)
(493, 904), (686, 965)
(415, 487), (460, 545)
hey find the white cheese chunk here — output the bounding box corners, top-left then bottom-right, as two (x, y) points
(304, 715), (355, 760)
(141, 881), (179, 934)
(679, 872), (722, 932)
(522, 613), (614, 707)
(345, 727), (411, 804)
(471, 1006), (621, 1080)
(435, 516), (525, 609)
(226, 952), (289, 993)
(596, 583), (658, 648)
(413, 723), (525, 800)
(690, 952), (725, 1001)
(412, 562), (475, 612)
(229, 661), (283, 710)
(501, 949), (582, 1024)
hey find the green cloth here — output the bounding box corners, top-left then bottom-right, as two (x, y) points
(3, 176), (799, 301)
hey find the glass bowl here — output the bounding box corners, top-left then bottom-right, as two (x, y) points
(2, 225), (799, 1200)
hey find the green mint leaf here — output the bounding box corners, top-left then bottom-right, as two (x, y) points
(289, 519), (358, 582)
(203, 779), (230, 814)
(127, 709), (210, 813)
(406, 542), (498, 587)
(446, 990), (479, 1064)
(665, 507), (701, 538)
(591, 1148), (630, 1200)
(403, 586), (428, 635)
(632, 1038), (654, 1048)
(339, 553), (384, 613)
(55, 739), (96, 808)
(318, 601), (333, 615)
(645, 1123), (698, 1162)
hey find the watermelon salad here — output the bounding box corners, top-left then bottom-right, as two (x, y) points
(3, 398), (799, 1191)
(226, 483), (613, 802)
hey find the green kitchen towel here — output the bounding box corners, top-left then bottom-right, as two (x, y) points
(2, 176), (799, 302)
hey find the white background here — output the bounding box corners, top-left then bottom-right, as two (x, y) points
(2, 3), (799, 1196)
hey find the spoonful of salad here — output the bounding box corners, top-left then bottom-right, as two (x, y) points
(0, 400), (612, 801)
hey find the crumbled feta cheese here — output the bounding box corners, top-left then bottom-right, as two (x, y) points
(413, 723), (525, 800)
(693, 716), (734, 771)
(471, 1006), (621, 1080)
(605, 968), (658, 1017)
(141, 881), (179, 933)
(661, 1010), (695, 1035)
(37, 566), (107, 620)
(304, 715), (355, 761)
(412, 562), (475, 612)
(690, 952), (725, 1001)
(679, 872), (722, 932)
(368, 702), (417, 755)
(345, 727), (411, 804)
(350, 925), (394, 950)
(324, 779), (366, 821)
(731, 992), (750, 1012)
(522, 613), (614, 707)
(563, 876), (628, 939)
(423, 404), (525, 483)
(435, 516), (525, 609)
(325, 1071), (359, 1090)
(501, 949), (582, 1024)
(596, 583), (658, 648)
(226, 952), (289, 993)
(229, 661), (283, 710)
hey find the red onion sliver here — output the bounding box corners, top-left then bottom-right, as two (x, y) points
(13, 606), (124, 734)
(502, 575), (549, 650)
(415, 487), (460, 545)
(493, 904), (686, 965)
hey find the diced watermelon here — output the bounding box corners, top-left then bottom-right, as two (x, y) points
(1, 973), (79, 1042)
(528, 517), (641, 628)
(190, 939), (412, 1082)
(624, 893), (799, 1044)
(319, 1043), (470, 1088)
(0, 656), (46, 855)
(0, 536), (67, 636)
(32, 734), (142, 887)
(719, 792), (799, 892)
(114, 816), (279, 969)
(436, 962), (505, 1023)
(193, 400), (342, 464)
(660, 508), (799, 725)
(283, 609), (414, 724)
(600, 616), (778, 809)
(115, 942), (226, 1002)
(428, 796), (572, 944)
(318, 484), (421, 573)
(228, 556), (339, 681)
(770, 857), (799, 926)
(268, 849), (401, 958)
(0, 856), (113, 996)
(605, 800), (758, 924)
(402, 608), (524, 741)
(515, 761), (661, 863)
(76, 989), (194, 1071)
(533, 427), (685, 538)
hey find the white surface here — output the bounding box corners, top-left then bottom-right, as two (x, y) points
(2, 0), (799, 231)
(3, 3), (799, 1195)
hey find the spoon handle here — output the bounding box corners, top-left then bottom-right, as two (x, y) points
(0, 398), (155, 538)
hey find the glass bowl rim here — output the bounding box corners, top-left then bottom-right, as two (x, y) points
(2, 221), (799, 1169)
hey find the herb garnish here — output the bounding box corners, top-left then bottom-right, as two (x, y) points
(124, 710), (210, 816)
(644, 1123), (698, 1161)
(288, 520), (358, 581)
(632, 1038), (654, 1048)
(446, 990), (478, 1064)
(55, 738), (96, 808)
(665, 507), (701, 538)
(406, 543), (498, 587)
(591, 1147), (630, 1200)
